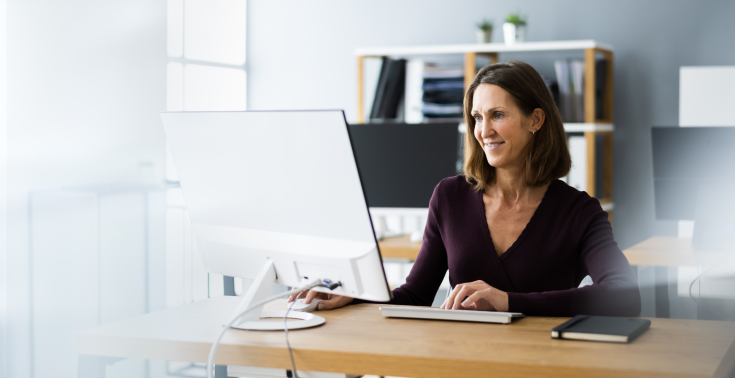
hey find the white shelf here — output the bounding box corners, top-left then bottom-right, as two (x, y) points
(355, 39), (614, 57)
(458, 123), (614, 133)
(563, 123), (614, 132)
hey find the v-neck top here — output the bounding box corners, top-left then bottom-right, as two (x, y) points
(388, 175), (641, 317)
(481, 180), (552, 259)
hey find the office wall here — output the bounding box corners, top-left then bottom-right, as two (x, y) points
(0, 1), (7, 377)
(246, 0), (735, 251)
(5, 1), (167, 377)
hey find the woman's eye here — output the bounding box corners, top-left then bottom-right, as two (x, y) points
(493, 112), (504, 120)
(474, 115), (482, 122)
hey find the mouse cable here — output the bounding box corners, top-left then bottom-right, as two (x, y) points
(284, 299), (298, 378)
(206, 280), (324, 378)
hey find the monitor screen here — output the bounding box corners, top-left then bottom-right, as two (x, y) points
(348, 122), (460, 208)
(161, 110), (392, 301)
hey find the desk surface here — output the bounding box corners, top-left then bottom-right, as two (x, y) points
(378, 234), (422, 259)
(75, 297), (735, 378)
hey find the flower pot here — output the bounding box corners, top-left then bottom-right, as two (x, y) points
(476, 29), (492, 44)
(503, 23), (526, 45)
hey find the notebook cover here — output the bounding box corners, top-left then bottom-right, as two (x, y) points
(552, 315), (651, 343)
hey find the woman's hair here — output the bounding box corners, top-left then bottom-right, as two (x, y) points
(462, 61), (571, 191)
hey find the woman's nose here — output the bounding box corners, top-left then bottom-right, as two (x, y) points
(479, 122), (493, 138)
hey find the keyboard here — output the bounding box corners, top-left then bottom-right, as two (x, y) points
(380, 306), (525, 324)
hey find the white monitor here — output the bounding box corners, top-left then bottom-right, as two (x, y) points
(161, 110), (392, 330)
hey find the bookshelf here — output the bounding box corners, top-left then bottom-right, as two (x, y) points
(355, 39), (615, 215)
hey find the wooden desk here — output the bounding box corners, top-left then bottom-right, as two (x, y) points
(75, 297), (735, 378)
(378, 234), (421, 260)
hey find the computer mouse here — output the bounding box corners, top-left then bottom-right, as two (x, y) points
(289, 298), (324, 312)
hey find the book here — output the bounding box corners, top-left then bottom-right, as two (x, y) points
(369, 58), (407, 121)
(421, 65), (464, 120)
(570, 60), (585, 122)
(595, 59), (608, 120)
(554, 60), (572, 122)
(542, 77), (561, 111)
(404, 59), (425, 123)
(381, 59), (407, 119)
(551, 315), (651, 343)
(362, 57), (384, 122)
(370, 57), (390, 120)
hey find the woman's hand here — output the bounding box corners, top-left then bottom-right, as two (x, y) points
(287, 289), (354, 310)
(440, 280), (509, 312)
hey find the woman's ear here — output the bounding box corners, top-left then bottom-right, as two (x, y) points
(530, 108), (546, 133)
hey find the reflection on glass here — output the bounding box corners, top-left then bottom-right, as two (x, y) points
(184, 0), (246, 65)
(166, 62), (184, 111)
(167, 0), (184, 57)
(184, 64), (246, 111)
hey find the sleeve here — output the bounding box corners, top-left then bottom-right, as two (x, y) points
(389, 183), (449, 306)
(506, 199), (642, 317)
(353, 182), (449, 306)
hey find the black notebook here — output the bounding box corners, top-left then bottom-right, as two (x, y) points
(551, 315), (651, 343)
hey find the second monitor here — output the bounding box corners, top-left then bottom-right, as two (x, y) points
(348, 122), (461, 210)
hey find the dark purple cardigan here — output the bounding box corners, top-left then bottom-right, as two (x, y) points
(387, 176), (641, 317)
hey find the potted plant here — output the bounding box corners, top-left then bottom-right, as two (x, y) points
(503, 11), (527, 45)
(475, 18), (493, 43)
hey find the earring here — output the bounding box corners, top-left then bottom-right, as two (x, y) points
(531, 129), (536, 135)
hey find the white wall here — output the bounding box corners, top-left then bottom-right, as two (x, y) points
(6, 1), (167, 377)
(0, 0), (7, 377)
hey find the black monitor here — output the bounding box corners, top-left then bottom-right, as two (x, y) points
(348, 122), (460, 209)
(651, 126), (735, 251)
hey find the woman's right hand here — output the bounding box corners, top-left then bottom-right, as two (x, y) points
(287, 289), (354, 310)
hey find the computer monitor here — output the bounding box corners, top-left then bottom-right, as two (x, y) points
(161, 110), (392, 330)
(348, 122), (460, 210)
(348, 122), (460, 239)
(651, 126), (735, 251)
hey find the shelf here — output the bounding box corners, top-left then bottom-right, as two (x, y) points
(357, 39), (615, 219)
(457, 123), (614, 133)
(563, 123), (614, 132)
(355, 39), (614, 57)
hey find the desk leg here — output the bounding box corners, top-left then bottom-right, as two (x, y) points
(655, 267), (670, 318)
(78, 355), (124, 378)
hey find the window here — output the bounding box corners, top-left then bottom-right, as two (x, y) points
(165, 0), (246, 308)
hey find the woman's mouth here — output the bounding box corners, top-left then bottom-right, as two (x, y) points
(484, 141), (505, 150)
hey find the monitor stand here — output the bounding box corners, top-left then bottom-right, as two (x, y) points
(228, 259), (326, 331)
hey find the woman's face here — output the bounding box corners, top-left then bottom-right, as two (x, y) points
(471, 84), (536, 171)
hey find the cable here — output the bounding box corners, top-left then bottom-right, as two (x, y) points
(688, 255), (731, 304)
(284, 298), (299, 378)
(206, 282), (318, 378)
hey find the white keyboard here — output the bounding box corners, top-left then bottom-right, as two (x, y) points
(380, 306), (525, 324)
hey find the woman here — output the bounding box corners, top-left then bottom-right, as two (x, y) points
(291, 61), (641, 317)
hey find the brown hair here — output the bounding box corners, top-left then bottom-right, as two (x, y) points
(463, 61), (571, 191)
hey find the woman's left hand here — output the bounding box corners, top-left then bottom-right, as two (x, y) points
(440, 280), (509, 312)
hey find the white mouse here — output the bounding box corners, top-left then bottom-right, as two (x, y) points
(289, 298), (325, 312)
